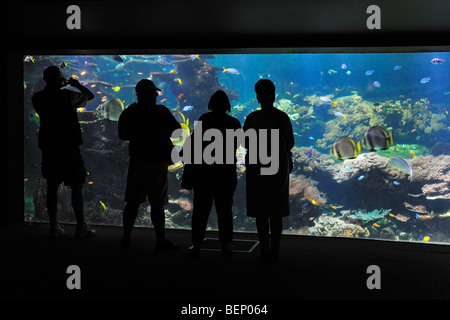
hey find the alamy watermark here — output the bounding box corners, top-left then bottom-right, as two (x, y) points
(171, 120), (281, 176)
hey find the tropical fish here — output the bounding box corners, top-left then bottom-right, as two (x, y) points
(331, 205), (337, 210)
(24, 55), (35, 64)
(308, 166), (313, 171)
(392, 213), (409, 222)
(301, 202), (314, 213)
(420, 77), (431, 84)
(410, 150), (417, 159)
(223, 67), (240, 75)
(319, 96), (338, 106)
(179, 189), (190, 195)
(365, 70), (374, 75)
(431, 58), (444, 64)
(393, 65), (402, 70)
(80, 70), (87, 76)
(330, 136), (361, 160)
(309, 136), (315, 140)
(99, 200), (107, 211)
(341, 64), (347, 69)
(393, 181), (400, 185)
(174, 78), (182, 85)
(327, 69), (337, 75)
(389, 156), (413, 181)
(112, 55), (124, 62)
(182, 105), (193, 112)
(168, 162), (184, 172)
(60, 61), (67, 69)
(96, 98), (124, 121)
(423, 236), (430, 242)
(171, 110), (186, 123)
(346, 70), (351, 75)
(334, 111), (347, 120)
(362, 126), (394, 151)
(112, 86), (121, 92)
(373, 223), (380, 228)
(177, 93), (184, 99)
(156, 56), (172, 66)
(311, 199), (318, 205)
(373, 81), (381, 87)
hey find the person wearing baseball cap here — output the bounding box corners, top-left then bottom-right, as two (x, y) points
(118, 79), (181, 251)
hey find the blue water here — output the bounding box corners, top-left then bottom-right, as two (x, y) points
(23, 51), (450, 244)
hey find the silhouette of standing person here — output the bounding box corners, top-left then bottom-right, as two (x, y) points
(243, 79), (294, 261)
(32, 66), (96, 238)
(118, 79), (181, 251)
(181, 90), (241, 258)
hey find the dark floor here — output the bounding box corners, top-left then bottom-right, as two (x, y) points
(1, 223), (450, 304)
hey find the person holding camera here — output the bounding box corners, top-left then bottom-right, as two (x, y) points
(32, 65), (96, 238)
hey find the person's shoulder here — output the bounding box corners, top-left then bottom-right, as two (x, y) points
(121, 102), (137, 115)
(155, 104), (173, 114)
(225, 113), (241, 128)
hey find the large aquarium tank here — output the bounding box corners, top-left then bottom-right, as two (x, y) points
(23, 49), (450, 244)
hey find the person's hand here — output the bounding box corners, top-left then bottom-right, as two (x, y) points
(68, 77), (81, 87)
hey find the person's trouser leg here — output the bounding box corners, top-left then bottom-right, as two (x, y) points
(215, 189), (234, 247)
(46, 180), (59, 226)
(149, 201), (165, 244)
(270, 217), (283, 259)
(70, 184), (84, 227)
(255, 217), (270, 258)
(192, 188), (214, 247)
(123, 202), (140, 240)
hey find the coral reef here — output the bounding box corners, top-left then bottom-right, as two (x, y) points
(289, 174), (327, 207)
(347, 208), (391, 224)
(308, 215), (370, 238)
(409, 155), (450, 200)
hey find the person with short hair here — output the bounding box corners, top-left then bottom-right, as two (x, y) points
(32, 65), (96, 238)
(244, 79), (294, 261)
(182, 90), (241, 258)
(118, 79), (181, 251)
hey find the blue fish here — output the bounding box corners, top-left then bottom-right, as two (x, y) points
(365, 70), (374, 76)
(309, 136), (315, 140)
(420, 77), (431, 84)
(393, 181), (400, 185)
(358, 175), (365, 181)
(182, 105), (194, 112)
(393, 65), (402, 70)
(344, 166), (353, 172)
(415, 213), (419, 220)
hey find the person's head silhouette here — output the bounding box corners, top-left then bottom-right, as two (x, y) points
(43, 66), (64, 88)
(254, 79), (276, 106)
(207, 90), (231, 113)
(135, 79), (161, 104)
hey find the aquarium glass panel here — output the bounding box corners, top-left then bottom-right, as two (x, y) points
(24, 52), (450, 244)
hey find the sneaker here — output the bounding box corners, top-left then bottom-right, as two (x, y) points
(155, 239), (180, 252)
(49, 224), (66, 238)
(75, 223), (96, 239)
